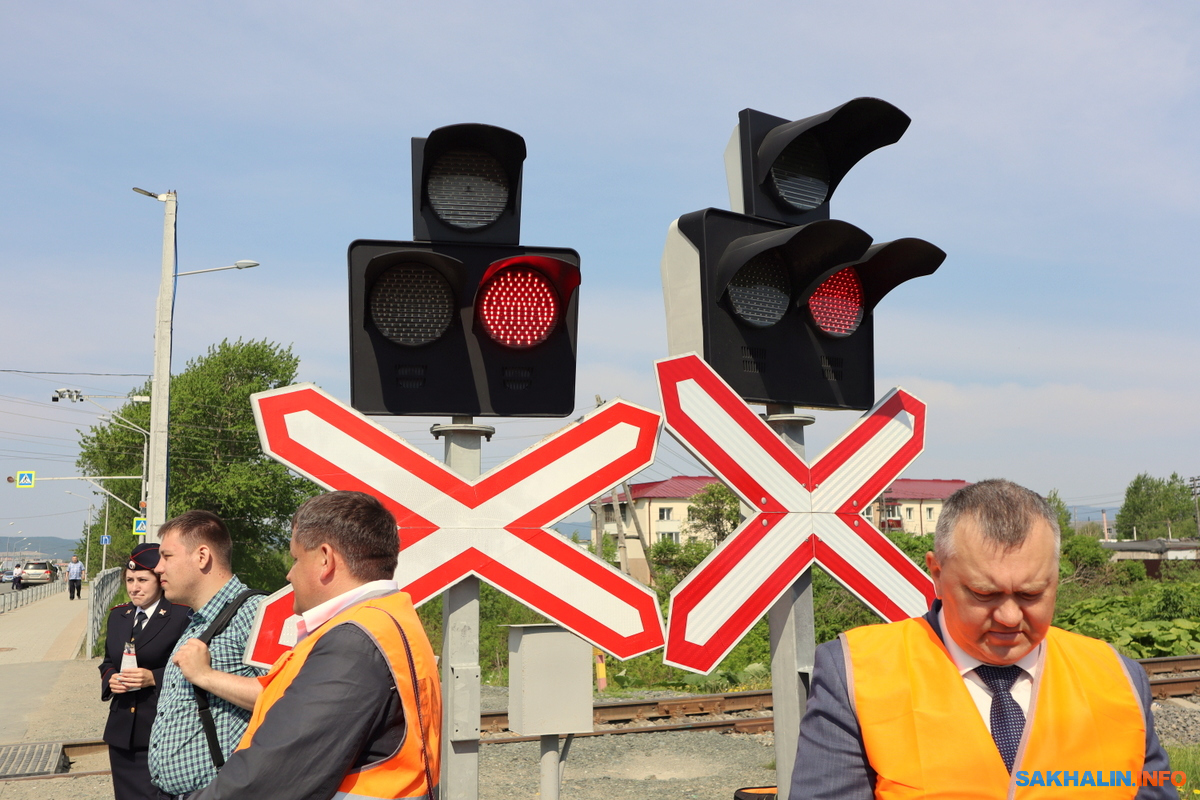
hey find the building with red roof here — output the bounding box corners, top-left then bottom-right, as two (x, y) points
(875, 478), (971, 536)
(587, 476), (721, 583)
(585, 475), (969, 584)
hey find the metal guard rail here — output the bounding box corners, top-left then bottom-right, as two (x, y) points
(0, 578), (66, 614)
(86, 568), (122, 656)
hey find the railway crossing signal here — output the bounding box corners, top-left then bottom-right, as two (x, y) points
(244, 383), (665, 668)
(655, 354), (935, 674)
(349, 123), (581, 418)
(661, 98), (945, 411)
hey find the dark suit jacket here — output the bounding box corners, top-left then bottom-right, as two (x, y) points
(190, 620), (411, 800)
(791, 602), (1175, 800)
(99, 600), (191, 751)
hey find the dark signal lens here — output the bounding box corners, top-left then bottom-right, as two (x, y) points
(477, 266), (560, 348)
(807, 267), (863, 337)
(369, 263), (455, 346)
(769, 132), (830, 211)
(727, 250), (791, 328)
(427, 149), (509, 230)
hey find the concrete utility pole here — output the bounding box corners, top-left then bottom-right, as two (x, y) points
(1189, 477), (1200, 536)
(612, 487), (629, 574)
(133, 188), (178, 542)
(133, 187), (259, 540)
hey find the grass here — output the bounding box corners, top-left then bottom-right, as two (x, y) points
(1166, 742), (1200, 796)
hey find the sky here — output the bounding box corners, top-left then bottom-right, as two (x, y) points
(1, 1), (1198, 544)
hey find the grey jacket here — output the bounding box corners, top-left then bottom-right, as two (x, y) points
(190, 622), (407, 800)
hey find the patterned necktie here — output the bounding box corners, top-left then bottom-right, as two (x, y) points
(131, 610), (147, 640)
(975, 664), (1026, 773)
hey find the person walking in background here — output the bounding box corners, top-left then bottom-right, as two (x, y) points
(189, 491), (441, 800)
(11, 563), (22, 591)
(67, 555), (85, 599)
(100, 544), (190, 800)
(147, 510), (266, 800)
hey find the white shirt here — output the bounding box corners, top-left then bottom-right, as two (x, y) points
(134, 597), (161, 621)
(938, 608), (1042, 734)
(295, 580), (399, 643)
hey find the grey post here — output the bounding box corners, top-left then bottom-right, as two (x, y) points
(431, 416), (494, 800)
(764, 404), (816, 800)
(145, 190), (177, 542)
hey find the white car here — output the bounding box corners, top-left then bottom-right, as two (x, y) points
(19, 561), (54, 585)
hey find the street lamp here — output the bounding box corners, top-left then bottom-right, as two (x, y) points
(98, 413), (150, 516)
(51, 393), (151, 518)
(132, 187), (260, 541)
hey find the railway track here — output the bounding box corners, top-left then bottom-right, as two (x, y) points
(7, 657), (1200, 781)
(481, 689), (774, 743)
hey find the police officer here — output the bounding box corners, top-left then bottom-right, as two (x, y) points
(99, 544), (190, 800)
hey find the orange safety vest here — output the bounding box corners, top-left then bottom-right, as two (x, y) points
(843, 619), (1145, 800)
(239, 591), (442, 800)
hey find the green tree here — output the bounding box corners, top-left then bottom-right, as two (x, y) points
(1045, 489), (1072, 536)
(682, 482), (741, 543)
(1115, 473), (1197, 541)
(1063, 533), (1108, 573)
(647, 538), (713, 599)
(75, 339), (319, 590)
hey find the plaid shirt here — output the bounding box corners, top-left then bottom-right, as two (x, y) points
(148, 576), (266, 795)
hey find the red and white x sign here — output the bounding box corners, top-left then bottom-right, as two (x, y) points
(656, 355), (936, 674)
(247, 384), (665, 665)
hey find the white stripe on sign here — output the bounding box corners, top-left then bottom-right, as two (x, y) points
(467, 422), (642, 524)
(679, 514), (814, 644)
(394, 528), (646, 637)
(282, 410), (641, 527)
(811, 513), (929, 616)
(812, 409), (915, 510)
(676, 380), (812, 512)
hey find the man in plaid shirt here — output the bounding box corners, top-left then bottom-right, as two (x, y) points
(148, 511), (266, 799)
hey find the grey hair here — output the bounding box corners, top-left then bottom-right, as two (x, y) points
(933, 479), (1061, 563)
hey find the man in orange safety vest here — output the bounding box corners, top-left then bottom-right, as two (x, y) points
(191, 491), (441, 800)
(792, 479), (1173, 800)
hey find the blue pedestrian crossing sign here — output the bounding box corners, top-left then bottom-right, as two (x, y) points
(15, 471), (34, 488)
(133, 517), (148, 536)
(100, 535), (112, 545)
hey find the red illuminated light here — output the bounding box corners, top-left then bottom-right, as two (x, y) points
(808, 267), (863, 337)
(477, 266), (560, 347)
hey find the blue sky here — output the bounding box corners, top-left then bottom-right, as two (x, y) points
(2, 1), (1198, 542)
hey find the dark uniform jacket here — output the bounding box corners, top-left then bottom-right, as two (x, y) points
(99, 600), (191, 751)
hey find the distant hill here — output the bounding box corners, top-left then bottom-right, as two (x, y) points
(6, 536), (80, 563)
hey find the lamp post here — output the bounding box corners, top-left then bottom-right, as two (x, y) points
(99, 413), (150, 518)
(132, 187), (259, 541)
(53, 394), (151, 518)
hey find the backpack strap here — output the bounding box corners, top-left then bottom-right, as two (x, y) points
(192, 588), (266, 769)
(376, 608), (436, 797)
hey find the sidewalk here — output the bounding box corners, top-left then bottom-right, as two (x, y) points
(0, 585), (95, 745)
(0, 584), (113, 799)
(0, 584), (88, 665)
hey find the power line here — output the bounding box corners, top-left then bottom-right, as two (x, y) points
(0, 370), (151, 377)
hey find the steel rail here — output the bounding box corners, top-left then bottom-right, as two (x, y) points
(9, 659), (1200, 782)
